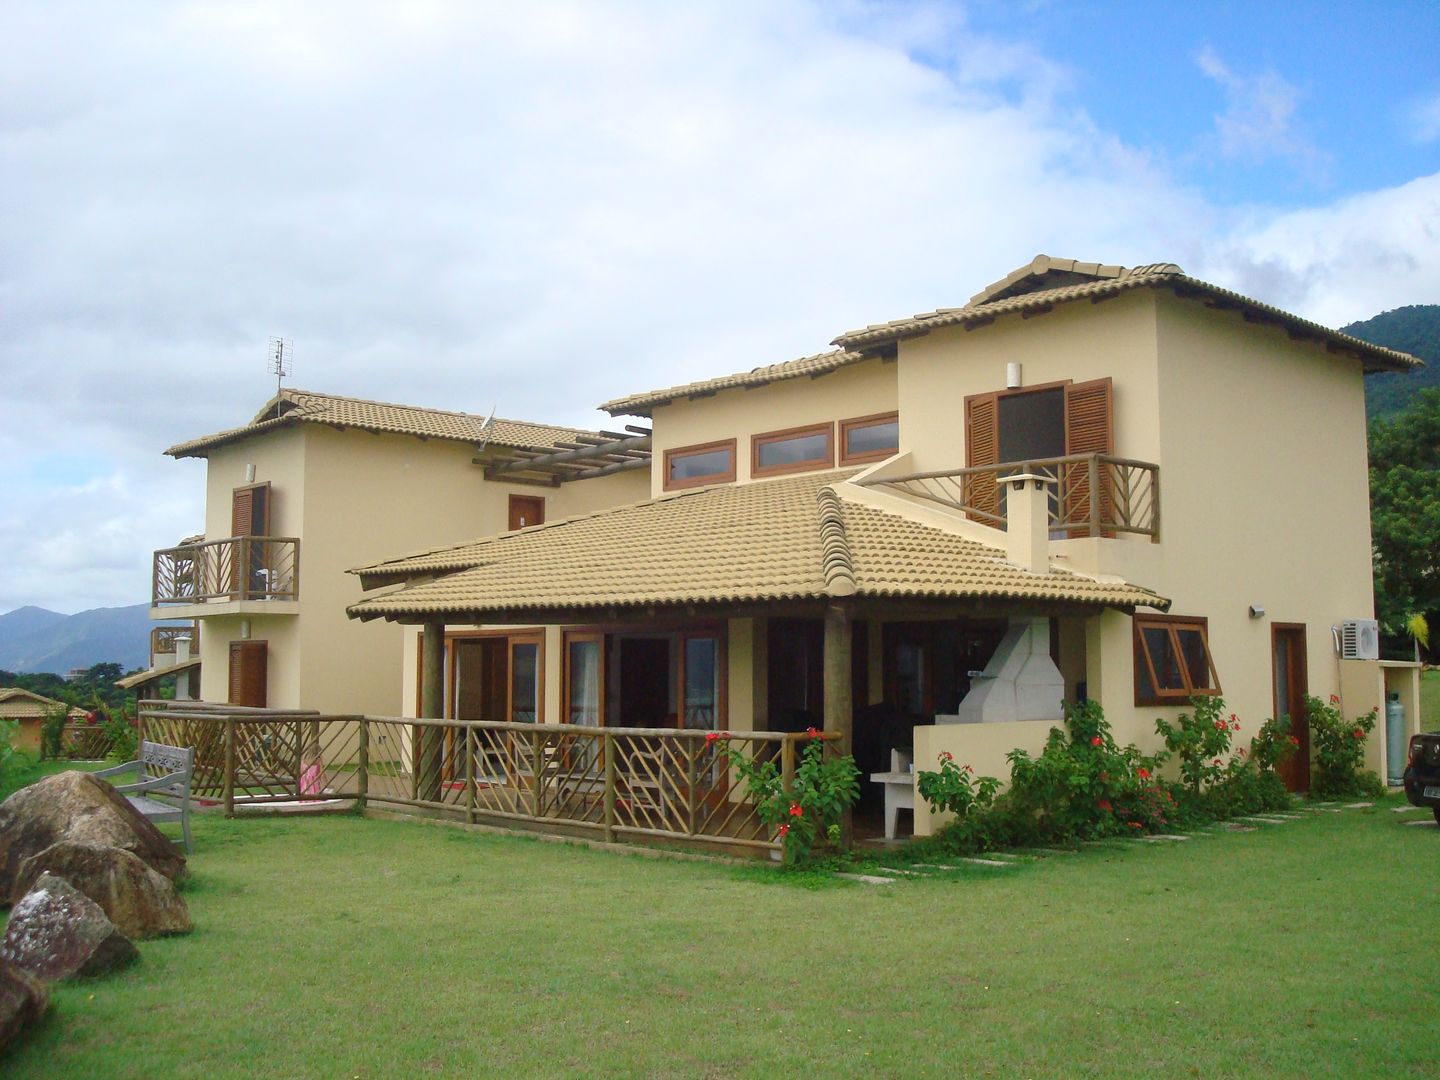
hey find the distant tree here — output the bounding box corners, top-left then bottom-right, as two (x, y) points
(1368, 387), (1440, 658)
(83, 662), (123, 685)
(1348, 304), (1440, 420)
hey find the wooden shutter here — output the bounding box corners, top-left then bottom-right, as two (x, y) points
(231, 483), (271, 536)
(963, 392), (1000, 524)
(508, 495), (545, 531)
(228, 641), (268, 708)
(1063, 378), (1115, 535)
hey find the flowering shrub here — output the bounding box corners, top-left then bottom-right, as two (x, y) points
(1003, 700), (1162, 842)
(916, 752), (1000, 819)
(1153, 696), (1239, 795)
(725, 730), (859, 866)
(1306, 695), (1383, 799)
(102, 705), (139, 764)
(1248, 714), (1295, 775)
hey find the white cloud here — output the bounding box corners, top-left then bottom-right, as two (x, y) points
(1194, 46), (1323, 174)
(1196, 172), (1440, 326)
(1410, 93), (1440, 143)
(0, 1), (1434, 612)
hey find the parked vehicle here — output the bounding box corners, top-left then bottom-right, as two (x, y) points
(1401, 733), (1440, 825)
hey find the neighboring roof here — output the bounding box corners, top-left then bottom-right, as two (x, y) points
(348, 470), (1166, 621)
(600, 349), (871, 417)
(832, 255), (1421, 373)
(115, 657), (201, 691)
(165, 388), (605, 459)
(0, 688), (88, 720)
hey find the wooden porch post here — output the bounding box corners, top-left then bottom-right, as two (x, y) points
(824, 602), (854, 846)
(418, 618), (445, 802)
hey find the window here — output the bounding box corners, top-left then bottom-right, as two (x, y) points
(751, 423), (834, 478)
(839, 412), (900, 465)
(664, 439), (737, 491)
(1134, 615), (1220, 705)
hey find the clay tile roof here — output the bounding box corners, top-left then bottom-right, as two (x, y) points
(599, 349), (871, 418)
(347, 470), (1166, 621)
(831, 255), (1420, 373)
(165, 389), (604, 459)
(0, 687), (88, 720)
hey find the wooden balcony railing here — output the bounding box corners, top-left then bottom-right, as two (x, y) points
(150, 623), (199, 664)
(857, 453), (1160, 541)
(139, 701), (834, 857)
(152, 537), (300, 605)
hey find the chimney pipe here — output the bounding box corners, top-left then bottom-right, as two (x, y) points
(1000, 472), (1052, 573)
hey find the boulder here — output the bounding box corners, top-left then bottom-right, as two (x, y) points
(0, 958), (49, 1051)
(1, 873), (138, 982)
(0, 771), (185, 897)
(13, 842), (191, 939)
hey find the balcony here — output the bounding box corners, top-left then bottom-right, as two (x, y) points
(856, 454), (1160, 541)
(152, 537), (301, 615)
(150, 623), (200, 666)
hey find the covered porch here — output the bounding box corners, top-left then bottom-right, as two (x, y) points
(349, 468), (1165, 845)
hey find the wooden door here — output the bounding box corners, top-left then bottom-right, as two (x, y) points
(1273, 625), (1310, 792)
(228, 641), (268, 708)
(508, 495), (545, 531)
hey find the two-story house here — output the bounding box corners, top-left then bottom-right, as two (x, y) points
(346, 257), (1424, 837)
(152, 389), (651, 716)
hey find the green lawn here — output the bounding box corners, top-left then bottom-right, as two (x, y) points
(3, 794), (1437, 1079)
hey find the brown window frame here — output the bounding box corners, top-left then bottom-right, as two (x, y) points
(663, 438), (737, 491)
(1133, 614), (1221, 706)
(508, 494), (546, 531)
(442, 628), (546, 724)
(838, 411), (900, 466)
(750, 423), (835, 479)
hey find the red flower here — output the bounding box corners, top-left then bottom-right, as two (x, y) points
(777, 824), (790, 837)
(788, 803), (803, 818)
(1329, 694), (1340, 705)
(1214, 719), (1225, 730)
(1352, 729), (1365, 740)
(1137, 768), (1151, 780)
(1230, 714), (1237, 722)
(1091, 736), (1103, 747)
(85, 712), (98, 726)
(1231, 720), (1241, 731)
(963, 764), (974, 775)
(805, 726), (822, 739)
(1097, 799), (1112, 812)
(704, 731), (720, 744)
(939, 750), (954, 762)
(1288, 735), (1301, 746)
(1127, 821), (1142, 829)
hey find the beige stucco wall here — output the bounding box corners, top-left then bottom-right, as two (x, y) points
(184, 422), (645, 715)
(887, 290), (1384, 834)
(896, 289), (1163, 476)
(646, 358), (898, 497)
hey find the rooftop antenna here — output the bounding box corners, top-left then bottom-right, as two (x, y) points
(268, 336), (293, 397)
(475, 406), (497, 453)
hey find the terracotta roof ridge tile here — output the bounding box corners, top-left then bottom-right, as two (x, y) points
(816, 486), (856, 597)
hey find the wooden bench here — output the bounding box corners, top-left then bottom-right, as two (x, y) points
(95, 741), (194, 853)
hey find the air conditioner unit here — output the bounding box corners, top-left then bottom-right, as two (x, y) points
(1339, 619), (1379, 660)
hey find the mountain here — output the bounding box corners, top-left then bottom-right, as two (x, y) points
(1346, 305), (1440, 420)
(0, 604), (180, 674)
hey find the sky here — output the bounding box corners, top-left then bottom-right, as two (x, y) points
(2, 0), (1437, 615)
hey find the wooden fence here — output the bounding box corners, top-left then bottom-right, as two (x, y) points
(139, 702), (829, 857)
(48, 723), (115, 761)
